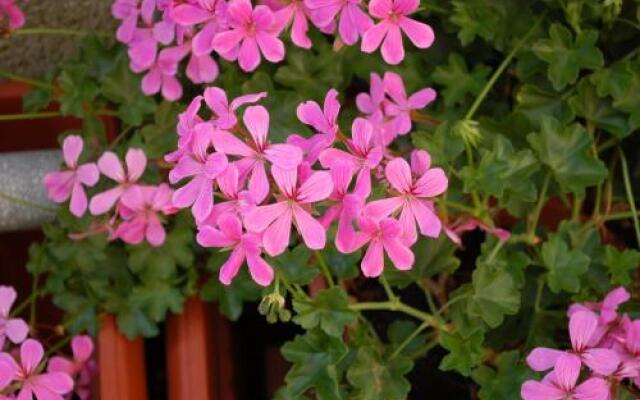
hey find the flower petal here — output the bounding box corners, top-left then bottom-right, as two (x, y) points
(385, 157), (413, 193)
(361, 239), (384, 277)
(62, 135), (83, 168)
(97, 151), (125, 182)
(263, 210), (293, 256)
(293, 205), (326, 249)
(296, 171), (333, 203)
(246, 253), (274, 286)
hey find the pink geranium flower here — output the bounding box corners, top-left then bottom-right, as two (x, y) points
(444, 218), (511, 247)
(212, 0), (285, 72)
(203, 164), (256, 226)
(527, 310), (620, 376)
(267, 0), (316, 49)
(141, 45), (187, 101)
(244, 166), (333, 256)
(165, 95), (206, 163)
(212, 105), (302, 203)
(351, 217), (414, 277)
(44, 135), (100, 217)
(112, 0), (156, 43)
(0, 0), (26, 29)
(305, 0), (372, 45)
(356, 72), (385, 116)
(383, 72), (437, 135)
(288, 89), (341, 163)
(364, 156), (448, 244)
(319, 117), (383, 196)
(169, 124), (228, 222)
(521, 354), (610, 400)
(89, 148), (147, 215)
(171, 0), (229, 56)
(0, 286), (28, 349)
(203, 86), (267, 130)
(114, 184), (174, 247)
(1, 339), (74, 400)
(48, 335), (96, 400)
(361, 0), (435, 64)
(197, 213), (274, 286)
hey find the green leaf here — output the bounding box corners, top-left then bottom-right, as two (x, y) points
(130, 281), (184, 322)
(116, 306), (158, 339)
(387, 320), (428, 358)
(514, 84), (575, 128)
(138, 101), (182, 158)
(412, 124), (465, 165)
(541, 235), (590, 293)
(326, 245), (361, 280)
(431, 54), (490, 107)
(293, 287), (357, 337)
(533, 24), (604, 90)
(278, 330), (347, 400)
(527, 117), (606, 195)
(269, 244), (317, 285)
(603, 246), (640, 285)
(439, 329), (485, 376)
(590, 59), (640, 130)
(472, 351), (535, 400)
(347, 347), (413, 400)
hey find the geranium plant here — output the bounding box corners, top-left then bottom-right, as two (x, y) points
(1, 0), (639, 398)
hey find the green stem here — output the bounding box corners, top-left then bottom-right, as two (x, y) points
(601, 211), (640, 222)
(390, 321), (429, 359)
(379, 275), (398, 302)
(618, 147), (640, 246)
(435, 198), (477, 215)
(438, 293), (469, 314)
(486, 239), (505, 264)
(527, 173), (551, 239)
(0, 191), (58, 213)
(277, 272), (310, 301)
(464, 14), (545, 120)
(0, 111), (61, 121)
(12, 28), (110, 37)
(0, 69), (52, 89)
(29, 274), (39, 330)
(314, 250), (335, 287)
(44, 335), (72, 358)
(350, 301), (446, 331)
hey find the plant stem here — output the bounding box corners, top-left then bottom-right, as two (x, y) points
(277, 272), (310, 301)
(0, 69), (52, 89)
(44, 335), (72, 358)
(435, 198), (477, 215)
(350, 301), (447, 331)
(0, 191), (58, 213)
(314, 250), (335, 287)
(12, 27), (110, 37)
(601, 210), (640, 221)
(527, 172), (551, 239)
(0, 111), (61, 121)
(379, 275), (398, 302)
(618, 147), (640, 246)
(390, 321), (430, 359)
(464, 14), (545, 120)
(438, 293), (469, 314)
(29, 274), (39, 330)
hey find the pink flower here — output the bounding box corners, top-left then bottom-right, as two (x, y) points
(521, 353), (610, 400)
(268, 0), (316, 49)
(319, 117), (383, 196)
(305, 0), (372, 45)
(2, 339), (74, 400)
(171, 0), (229, 56)
(165, 95), (206, 163)
(212, 105), (302, 203)
(89, 148), (147, 215)
(287, 89), (341, 164)
(203, 86), (267, 129)
(169, 124), (228, 222)
(203, 164), (256, 226)
(361, 0), (434, 64)
(114, 184), (174, 247)
(112, 0), (156, 43)
(0, 286), (28, 349)
(197, 213), (274, 286)
(244, 166), (333, 256)
(212, 0), (285, 72)
(444, 218), (511, 247)
(44, 135), (99, 217)
(141, 45), (188, 101)
(351, 217), (414, 277)
(356, 72), (385, 115)
(364, 156), (448, 244)
(128, 28), (159, 72)
(319, 162), (366, 253)
(527, 310), (621, 376)
(0, 0), (25, 29)
(383, 72), (437, 135)
(569, 287), (630, 325)
(48, 335), (96, 400)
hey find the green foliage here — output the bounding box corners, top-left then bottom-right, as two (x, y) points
(439, 329), (485, 376)
(347, 347), (413, 400)
(293, 287), (357, 337)
(540, 235), (590, 293)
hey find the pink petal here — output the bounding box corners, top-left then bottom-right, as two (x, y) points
(229, 92), (268, 110)
(569, 311), (598, 353)
(367, 0), (392, 18)
(399, 16), (434, 49)
(47, 357), (74, 375)
(363, 196), (403, 220)
(32, 372), (74, 394)
(248, 162), (270, 204)
(97, 152), (125, 182)
(243, 105), (270, 148)
(271, 166), (298, 197)
(162, 75), (183, 101)
(218, 213), (243, 239)
(169, 156), (203, 184)
(361, 239), (384, 277)
(246, 253), (274, 286)
(292, 205), (326, 249)
(187, 53), (219, 83)
(361, 22), (388, 53)
(381, 24), (404, 65)
(383, 71), (407, 104)
(89, 187), (124, 215)
(291, 9), (312, 48)
(296, 101), (325, 132)
(76, 163), (99, 186)
(203, 152), (229, 179)
(192, 178), (214, 222)
(263, 210), (293, 256)
(238, 37), (261, 72)
(573, 377), (610, 400)
(5, 318), (28, 344)
(553, 353), (581, 392)
(264, 144), (303, 170)
(296, 171), (333, 203)
(0, 353), (15, 391)
(398, 205), (417, 244)
(192, 22), (218, 56)
(318, 148), (359, 170)
(521, 380), (566, 400)
(62, 135), (83, 168)
(71, 335), (94, 363)
(197, 225), (237, 248)
(581, 348), (620, 376)
(212, 29), (245, 55)
(141, 67), (162, 96)
(410, 150), (431, 175)
(69, 183), (88, 217)
(385, 157), (413, 193)
(171, 4), (213, 25)
(211, 130), (254, 157)
(408, 87), (437, 109)
(0, 286), (16, 316)
(21, 339), (44, 374)
(383, 237), (414, 270)
(43, 171), (74, 203)
(146, 215), (166, 247)
(219, 247), (246, 285)
(172, 176), (204, 209)
(256, 32), (285, 63)
(218, 165), (240, 198)
(410, 199), (442, 238)
(244, 202), (289, 232)
(526, 348), (565, 372)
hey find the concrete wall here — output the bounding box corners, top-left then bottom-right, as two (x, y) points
(0, 0), (116, 78)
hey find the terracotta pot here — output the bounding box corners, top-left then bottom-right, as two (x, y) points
(97, 315), (148, 400)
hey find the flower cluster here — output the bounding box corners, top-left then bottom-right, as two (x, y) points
(111, 0), (434, 100)
(0, 0), (25, 30)
(0, 286), (96, 400)
(44, 135), (176, 247)
(167, 73), (446, 285)
(522, 287), (640, 400)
